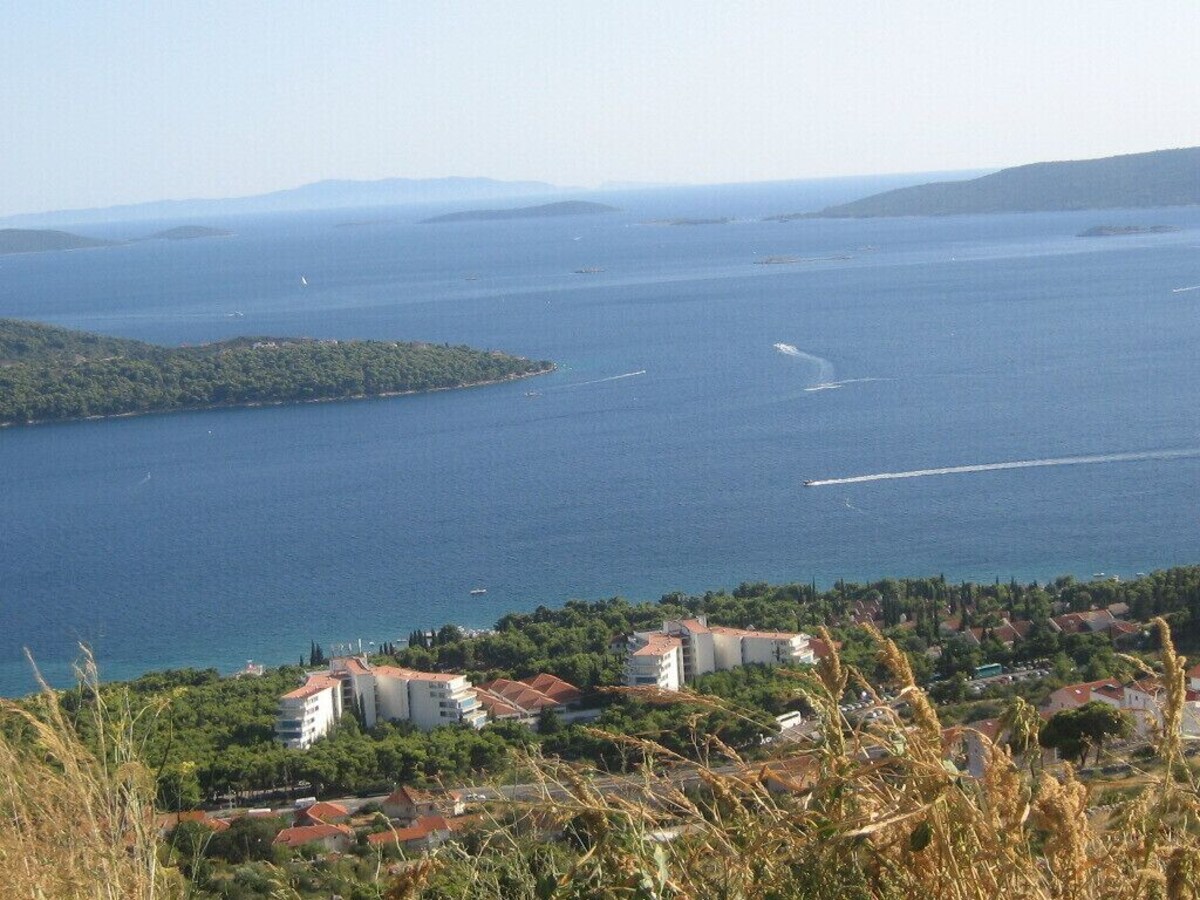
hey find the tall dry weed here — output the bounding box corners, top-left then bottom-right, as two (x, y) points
(0, 651), (180, 900)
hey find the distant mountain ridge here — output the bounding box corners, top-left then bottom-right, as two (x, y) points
(788, 147), (1200, 218)
(1, 176), (571, 228)
(419, 200), (619, 224)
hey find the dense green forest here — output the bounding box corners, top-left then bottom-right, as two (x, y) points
(22, 565), (1200, 809)
(0, 318), (553, 425)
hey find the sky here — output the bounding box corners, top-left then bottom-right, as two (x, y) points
(1, 2), (1197, 217)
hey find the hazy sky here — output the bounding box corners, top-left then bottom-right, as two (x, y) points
(1, 2), (1197, 216)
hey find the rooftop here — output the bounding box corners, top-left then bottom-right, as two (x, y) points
(630, 634), (683, 657)
(281, 674), (342, 701)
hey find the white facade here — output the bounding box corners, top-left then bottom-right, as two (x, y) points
(404, 672), (487, 730)
(275, 676), (343, 749)
(624, 633), (684, 691)
(276, 659), (485, 747)
(647, 617), (815, 688)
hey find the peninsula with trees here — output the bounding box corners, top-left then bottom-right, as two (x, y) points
(772, 146), (1200, 219)
(0, 319), (553, 426)
(0, 228), (117, 255)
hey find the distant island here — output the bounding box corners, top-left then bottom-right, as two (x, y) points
(772, 147), (1200, 219)
(0, 319), (553, 427)
(1077, 224), (1181, 237)
(419, 200), (619, 224)
(145, 225), (232, 240)
(0, 228), (116, 255)
(639, 217), (731, 226)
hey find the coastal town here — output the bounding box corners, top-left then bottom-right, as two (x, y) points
(124, 568), (1191, 878)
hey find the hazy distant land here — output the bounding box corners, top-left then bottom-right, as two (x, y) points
(1077, 224), (1182, 237)
(1, 176), (571, 228)
(0, 228), (117, 255)
(0, 319), (553, 427)
(145, 225), (233, 240)
(773, 147), (1200, 219)
(420, 200), (619, 224)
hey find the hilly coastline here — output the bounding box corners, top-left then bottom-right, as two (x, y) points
(777, 147), (1200, 219)
(0, 319), (553, 426)
(419, 199), (619, 224)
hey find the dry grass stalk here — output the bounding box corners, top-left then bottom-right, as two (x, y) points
(0, 650), (181, 900)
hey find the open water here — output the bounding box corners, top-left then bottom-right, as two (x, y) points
(2, 177), (1199, 695)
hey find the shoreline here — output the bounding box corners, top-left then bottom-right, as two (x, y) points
(0, 363), (555, 429)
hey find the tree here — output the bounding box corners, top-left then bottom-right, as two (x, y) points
(1040, 702), (1132, 766)
(207, 815), (281, 863)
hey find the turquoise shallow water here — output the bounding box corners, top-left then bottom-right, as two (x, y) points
(2, 181), (1199, 695)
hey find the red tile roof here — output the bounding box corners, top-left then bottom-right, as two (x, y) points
(384, 785), (437, 807)
(281, 674), (341, 700)
(273, 823), (353, 848)
(299, 801), (349, 823)
(631, 634), (682, 657)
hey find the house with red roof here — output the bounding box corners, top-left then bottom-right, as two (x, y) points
(366, 814), (479, 853)
(273, 823), (354, 853)
(294, 801), (350, 826)
(381, 785), (461, 823)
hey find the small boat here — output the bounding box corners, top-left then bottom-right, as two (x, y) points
(803, 480), (816, 487)
(300, 275), (308, 287)
(469, 588), (487, 596)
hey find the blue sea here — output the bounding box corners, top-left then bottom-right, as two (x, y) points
(2, 177), (1199, 696)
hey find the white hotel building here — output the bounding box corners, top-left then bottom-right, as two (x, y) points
(276, 657), (485, 749)
(625, 617), (815, 691)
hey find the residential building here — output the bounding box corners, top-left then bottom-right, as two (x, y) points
(366, 814), (478, 852)
(295, 801), (350, 826)
(275, 658), (485, 747)
(381, 785), (462, 823)
(624, 633), (684, 691)
(624, 617), (814, 691)
(272, 823), (354, 853)
(275, 675), (343, 749)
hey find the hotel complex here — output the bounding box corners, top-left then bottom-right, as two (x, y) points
(276, 657), (485, 749)
(625, 616), (815, 691)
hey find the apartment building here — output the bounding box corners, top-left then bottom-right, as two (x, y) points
(276, 658), (485, 747)
(624, 617), (814, 691)
(275, 674), (344, 749)
(624, 632), (685, 691)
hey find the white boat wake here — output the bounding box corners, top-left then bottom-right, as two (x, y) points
(1172, 284), (1200, 293)
(561, 370), (647, 388)
(804, 377), (884, 392)
(773, 343), (834, 384)
(804, 448), (1200, 487)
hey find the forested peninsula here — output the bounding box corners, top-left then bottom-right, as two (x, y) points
(776, 146), (1200, 219)
(0, 228), (117, 255)
(0, 319), (553, 426)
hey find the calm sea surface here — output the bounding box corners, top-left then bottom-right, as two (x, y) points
(2, 179), (1199, 695)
